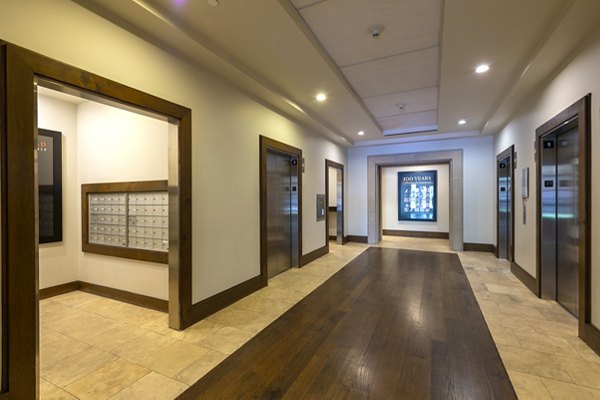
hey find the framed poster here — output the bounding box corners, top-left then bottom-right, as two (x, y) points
(398, 170), (437, 221)
(38, 129), (63, 243)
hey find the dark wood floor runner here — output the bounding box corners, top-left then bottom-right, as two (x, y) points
(178, 247), (516, 399)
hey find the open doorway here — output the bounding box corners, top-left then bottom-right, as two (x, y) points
(0, 42), (192, 397)
(496, 146), (514, 261)
(325, 160), (344, 246)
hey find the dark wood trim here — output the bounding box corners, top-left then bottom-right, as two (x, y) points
(81, 180), (169, 264)
(39, 281), (79, 300)
(328, 206), (337, 212)
(328, 235), (337, 241)
(581, 322), (600, 357)
(342, 235), (349, 245)
(325, 160), (345, 251)
(259, 136), (303, 285)
(511, 262), (538, 295)
(78, 281), (168, 313)
(382, 229), (449, 239)
(496, 145), (515, 262)
(493, 245), (498, 258)
(347, 235), (368, 243)
(0, 40), (193, 395)
(300, 245), (328, 266)
(189, 276), (265, 323)
(463, 243), (494, 253)
(535, 94), (591, 345)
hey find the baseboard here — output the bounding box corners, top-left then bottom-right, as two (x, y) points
(301, 245), (329, 266)
(510, 262), (538, 295)
(382, 229), (449, 239)
(342, 236), (349, 244)
(328, 235), (337, 241)
(463, 243), (494, 253)
(581, 322), (600, 358)
(347, 235), (368, 243)
(78, 281), (168, 312)
(493, 245), (499, 258)
(39, 281), (79, 300)
(187, 275), (265, 327)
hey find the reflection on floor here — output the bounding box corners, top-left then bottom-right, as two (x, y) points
(40, 243), (368, 399)
(40, 236), (600, 399)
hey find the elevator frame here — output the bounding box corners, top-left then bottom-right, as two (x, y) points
(259, 136), (302, 284)
(325, 159), (345, 247)
(496, 145), (514, 261)
(535, 94), (593, 342)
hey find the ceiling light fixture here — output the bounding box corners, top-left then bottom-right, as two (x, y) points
(458, 119), (467, 125)
(357, 130), (365, 136)
(315, 93), (327, 102)
(368, 24), (384, 38)
(475, 64), (490, 74)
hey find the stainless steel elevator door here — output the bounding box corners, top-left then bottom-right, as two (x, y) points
(497, 157), (511, 259)
(556, 128), (579, 316)
(266, 151), (292, 278)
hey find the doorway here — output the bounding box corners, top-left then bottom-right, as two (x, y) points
(260, 136), (302, 281)
(536, 95), (590, 321)
(325, 160), (344, 246)
(496, 146), (514, 261)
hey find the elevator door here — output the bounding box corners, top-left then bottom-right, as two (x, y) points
(540, 118), (579, 317)
(497, 156), (511, 260)
(266, 151), (293, 278)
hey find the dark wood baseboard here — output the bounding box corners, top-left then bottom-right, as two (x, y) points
(347, 235), (368, 243)
(493, 245), (499, 258)
(342, 235), (349, 244)
(78, 281), (168, 312)
(187, 275), (265, 327)
(463, 243), (495, 253)
(301, 245), (329, 266)
(328, 235), (337, 241)
(510, 262), (538, 295)
(581, 322), (600, 358)
(39, 280), (168, 312)
(382, 229), (449, 239)
(39, 281), (80, 300)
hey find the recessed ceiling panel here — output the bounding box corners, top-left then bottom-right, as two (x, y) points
(297, 0), (442, 67)
(341, 46), (439, 98)
(377, 110), (438, 134)
(364, 87), (438, 118)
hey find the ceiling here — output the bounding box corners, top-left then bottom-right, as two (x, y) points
(72, 0), (600, 146)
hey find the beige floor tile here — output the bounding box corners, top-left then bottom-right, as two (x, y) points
(41, 332), (92, 369)
(42, 346), (117, 387)
(64, 359), (150, 400)
(59, 313), (124, 341)
(108, 372), (188, 400)
(487, 325), (522, 347)
(51, 291), (100, 308)
(507, 370), (552, 400)
(207, 307), (276, 333)
(566, 336), (600, 364)
(175, 350), (228, 385)
(40, 379), (77, 400)
(83, 323), (147, 352)
(497, 345), (573, 382)
(542, 377), (600, 399)
(139, 314), (172, 335)
(553, 355), (600, 389)
(137, 340), (211, 378)
(197, 326), (255, 355)
(111, 330), (178, 364)
(514, 330), (581, 359)
(167, 319), (225, 344)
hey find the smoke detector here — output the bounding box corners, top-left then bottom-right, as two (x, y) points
(368, 24), (384, 38)
(208, 0), (218, 6)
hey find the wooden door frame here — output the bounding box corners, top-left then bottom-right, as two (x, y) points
(496, 145), (515, 261)
(259, 136), (303, 282)
(0, 41), (192, 398)
(535, 94), (598, 353)
(324, 160), (345, 248)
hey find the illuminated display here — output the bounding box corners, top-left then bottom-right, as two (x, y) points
(398, 170), (437, 221)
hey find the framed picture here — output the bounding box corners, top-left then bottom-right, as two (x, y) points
(38, 129), (63, 243)
(398, 170), (437, 221)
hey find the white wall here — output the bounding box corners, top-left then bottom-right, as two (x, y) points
(77, 101), (170, 299)
(0, 0), (347, 304)
(348, 136), (494, 244)
(494, 27), (600, 326)
(37, 95), (79, 288)
(381, 164), (449, 233)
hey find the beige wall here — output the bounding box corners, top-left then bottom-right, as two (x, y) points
(1, 0), (347, 304)
(381, 164), (449, 233)
(494, 27), (600, 326)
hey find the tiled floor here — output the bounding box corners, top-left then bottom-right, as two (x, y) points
(39, 242), (368, 399)
(40, 237), (600, 399)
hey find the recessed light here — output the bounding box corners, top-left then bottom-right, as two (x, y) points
(207, 0), (218, 6)
(357, 130), (365, 136)
(475, 64), (490, 74)
(458, 119), (467, 125)
(315, 93), (327, 102)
